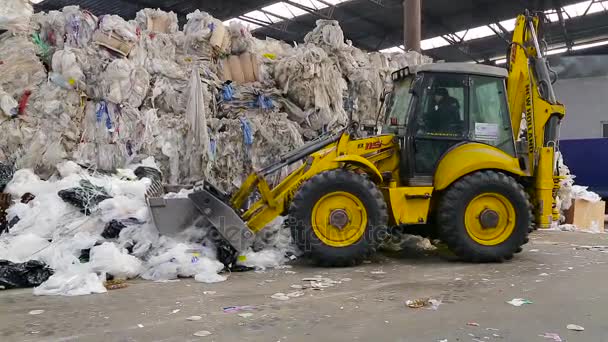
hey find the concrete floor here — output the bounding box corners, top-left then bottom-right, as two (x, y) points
(1, 231), (608, 342)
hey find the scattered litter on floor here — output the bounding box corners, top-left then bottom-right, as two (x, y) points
(223, 305), (254, 313)
(427, 299), (442, 310)
(539, 273), (549, 276)
(187, 315), (202, 321)
(203, 291), (216, 295)
(104, 279), (128, 290)
(575, 245), (608, 252)
(237, 313), (253, 318)
(28, 309), (44, 315)
(302, 276), (341, 289)
(193, 330), (212, 337)
(170, 309), (180, 314)
(137, 324), (144, 328)
(485, 328), (499, 331)
(271, 292), (290, 301)
(290, 284), (303, 289)
(540, 332), (563, 341)
(506, 298), (533, 307)
(405, 297), (441, 310)
(287, 290), (305, 298)
(467, 322), (480, 327)
(566, 324), (584, 331)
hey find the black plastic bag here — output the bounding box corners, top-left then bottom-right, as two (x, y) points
(58, 179), (111, 215)
(0, 260), (53, 289)
(0, 193), (10, 236)
(213, 232), (254, 272)
(0, 162), (14, 193)
(101, 220), (126, 239)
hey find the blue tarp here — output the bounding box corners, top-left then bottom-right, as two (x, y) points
(560, 138), (608, 198)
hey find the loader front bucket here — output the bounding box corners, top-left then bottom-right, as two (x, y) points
(188, 190), (256, 252)
(147, 183), (256, 253)
(147, 196), (202, 236)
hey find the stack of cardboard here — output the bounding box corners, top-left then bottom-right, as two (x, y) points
(221, 53), (261, 84)
(93, 30), (134, 57)
(565, 199), (606, 232)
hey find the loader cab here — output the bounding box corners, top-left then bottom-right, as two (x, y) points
(384, 63), (516, 186)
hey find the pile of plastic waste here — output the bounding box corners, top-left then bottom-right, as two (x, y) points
(0, 3), (432, 296)
(554, 152), (604, 231)
(0, 5), (430, 189)
(0, 160), (296, 295)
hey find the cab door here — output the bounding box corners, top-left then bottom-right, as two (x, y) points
(404, 72), (469, 185)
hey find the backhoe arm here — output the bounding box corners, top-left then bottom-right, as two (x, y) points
(507, 11), (566, 228)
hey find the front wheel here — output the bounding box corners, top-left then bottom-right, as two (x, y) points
(288, 170), (388, 267)
(437, 171), (531, 262)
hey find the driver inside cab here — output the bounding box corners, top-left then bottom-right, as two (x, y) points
(425, 88), (462, 133)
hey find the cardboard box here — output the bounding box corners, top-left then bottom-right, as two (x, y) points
(565, 199), (606, 232)
(221, 53), (262, 83)
(147, 16), (170, 33)
(93, 31), (134, 57)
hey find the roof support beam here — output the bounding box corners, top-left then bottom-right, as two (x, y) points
(487, 24), (509, 43)
(366, 0), (387, 7)
(257, 8), (301, 31)
(495, 21), (511, 36)
(404, 0), (421, 52)
(316, 0), (404, 51)
(239, 15), (294, 34)
(284, 0), (332, 20)
(423, 12), (484, 62)
(554, 0), (574, 50)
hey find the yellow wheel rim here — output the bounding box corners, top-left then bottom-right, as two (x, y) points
(464, 193), (516, 246)
(311, 191), (368, 247)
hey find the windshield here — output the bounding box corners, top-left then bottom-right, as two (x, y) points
(381, 76), (414, 134)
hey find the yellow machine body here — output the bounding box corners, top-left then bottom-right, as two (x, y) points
(232, 129), (531, 236)
(231, 12), (564, 239)
(176, 11), (566, 262)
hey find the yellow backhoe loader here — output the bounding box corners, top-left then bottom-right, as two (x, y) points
(149, 11), (565, 266)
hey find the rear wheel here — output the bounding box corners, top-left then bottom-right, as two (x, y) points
(289, 170), (388, 267)
(437, 171), (531, 262)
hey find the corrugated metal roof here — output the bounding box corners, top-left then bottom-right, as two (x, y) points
(32, 0), (608, 62)
(34, 0), (279, 22)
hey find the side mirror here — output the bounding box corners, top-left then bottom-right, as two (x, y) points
(375, 90), (392, 128)
(409, 75), (422, 96)
(380, 89), (389, 103)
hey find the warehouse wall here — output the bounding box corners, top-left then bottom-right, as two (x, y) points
(550, 55), (608, 140)
(555, 75), (608, 139)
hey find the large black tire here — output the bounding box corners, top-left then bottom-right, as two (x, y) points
(288, 170), (388, 267)
(437, 171), (531, 262)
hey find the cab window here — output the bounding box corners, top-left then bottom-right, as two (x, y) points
(382, 76), (414, 134)
(469, 76), (515, 155)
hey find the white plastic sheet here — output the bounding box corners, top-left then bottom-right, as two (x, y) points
(0, 0), (33, 32)
(89, 242), (143, 279)
(135, 8), (179, 34)
(99, 15), (138, 42)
